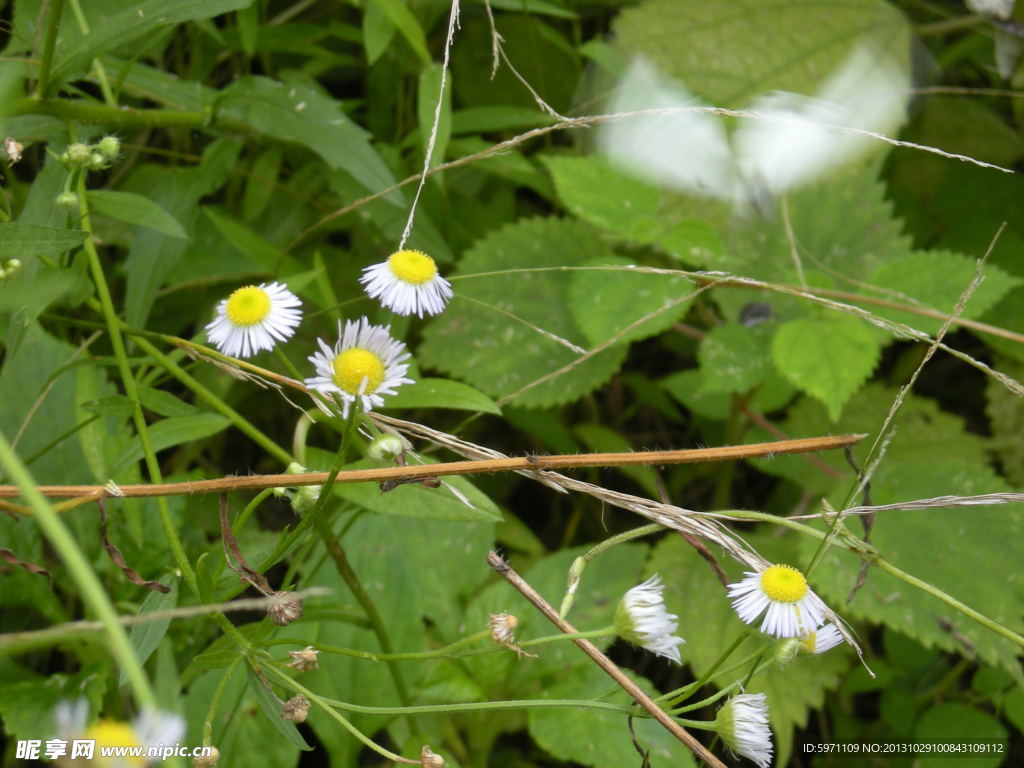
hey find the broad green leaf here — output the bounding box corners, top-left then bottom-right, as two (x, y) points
(242, 146), (283, 222)
(985, 358), (1024, 486)
(451, 106), (556, 134)
(325, 455), (502, 522)
(102, 55), (215, 112)
(219, 75), (400, 204)
(203, 207), (283, 271)
(528, 663), (696, 768)
(111, 414), (231, 473)
(119, 577), (178, 685)
(772, 316), (879, 421)
(49, 0), (255, 86)
(136, 385), (197, 418)
(650, 533), (852, 766)
(0, 222), (87, 259)
(383, 377), (502, 414)
(661, 368), (795, 420)
(87, 190), (187, 239)
(0, 267), (75, 315)
(372, 0), (431, 64)
(568, 257), (694, 346)
(362, 0), (396, 65)
(865, 251), (1021, 335)
(614, 0), (909, 107)
(81, 394), (136, 417)
(245, 666), (312, 751)
(697, 322), (773, 393)
(420, 218), (628, 408)
(805, 459), (1024, 675)
(913, 704), (1009, 767)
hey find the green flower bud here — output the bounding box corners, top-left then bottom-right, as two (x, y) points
(97, 135), (121, 160)
(87, 152), (108, 171)
(65, 142), (91, 166)
(367, 434), (406, 461)
(56, 192), (79, 211)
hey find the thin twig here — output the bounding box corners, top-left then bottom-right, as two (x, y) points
(487, 552), (727, 768)
(0, 435), (866, 502)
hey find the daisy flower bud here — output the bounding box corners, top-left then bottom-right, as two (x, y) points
(280, 695), (310, 724)
(304, 317), (413, 418)
(205, 282), (302, 359)
(65, 142), (91, 167)
(798, 623), (844, 655)
(728, 563), (829, 638)
(286, 645), (320, 672)
(367, 433), (407, 461)
(267, 591), (303, 626)
(360, 249), (453, 317)
(87, 151), (108, 170)
(614, 574), (685, 663)
(194, 746), (220, 766)
(56, 192), (79, 211)
(715, 693), (773, 768)
(421, 745), (445, 767)
(97, 135), (121, 161)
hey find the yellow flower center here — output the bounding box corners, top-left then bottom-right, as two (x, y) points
(84, 720), (145, 766)
(332, 348), (385, 395)
(388, 249), (437, 285)
(760, 564), (808, 603)
(225, 286), (271, 326)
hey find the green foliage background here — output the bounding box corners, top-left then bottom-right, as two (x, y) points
(1, 0), (1023, 766)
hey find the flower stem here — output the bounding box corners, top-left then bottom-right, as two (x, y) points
(0, 429), (156, 708)
(34, 0), (65, 98)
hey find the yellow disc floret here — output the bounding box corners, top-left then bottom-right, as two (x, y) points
(759, 564), (808, 604)
(388, 249), (437, 285)
(332, 348), (385, 395)
(84, 720), (145, 766)
(225, 286), (272, 326)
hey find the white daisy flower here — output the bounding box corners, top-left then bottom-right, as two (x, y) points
(205, 282), (302, 358)
(728, 563), (828, 638)
(715, 693), (773, 768)
(798, 622), (844, 655)
(304, 317), (413, 417)
(53, 699), (185, 767)
(360, 249), (453, 317)
(614, 574), (685, 663)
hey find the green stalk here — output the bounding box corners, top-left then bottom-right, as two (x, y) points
(14, 97), (212, 129)
(0, 428), (156, 708)
(76, 175), (199, 595)
(318, 695), (638, 718)
(66, 0), (116, 105)
(34, 0), (66, 98)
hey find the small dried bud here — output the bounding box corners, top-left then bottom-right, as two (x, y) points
(97, 135), (121, 160)
(286, 645), (320, 672)
(65, 142), (91, 166)
(280, 695), (310, 724)
(193, 746), (220, 767)
(267, 591), (303, 626)
(56, 192), (79, 211)
(3, 137), (23, 166)
(420, 745), (445, 768)
(489, 613), (518, 645)
(367, 434), (407, 462)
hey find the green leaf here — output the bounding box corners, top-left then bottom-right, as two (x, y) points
(372, 0), (431, 64)
(567, 256), (693, 346)
(697, 322), (773, 393)
(119, 577), (178, 685)
(203, 207), (283, 271)
(49, 0), (256, 86)
(362, 0), (396, 65)
(614, 0), (909, 107)
(0, 223), (87, 259)
(419, 218), (628, 408)
(383, 378), (501, 414)
(87, 190), (187, 239)
(136, 385), (197, 418)
(242, 146), (283, 222)
(0, 267), (76, 315)
(661, 368), (795, 420)
(219, 75), (400, 203)
(81, 394), (136, 417)
(528, 663), (696, 768)
(111, 414), (231, 473)
(328, 456), (502, 522)
(772, 316), (879, 421)
(245, 665), (312, 750)
(865, 251), (1021, 335)
(805, 458), (1024, 675)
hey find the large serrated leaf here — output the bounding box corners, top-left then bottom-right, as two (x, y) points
(614, 0), (909, 108)
(0, 222), (87, 259)
(419, 218), (628, 408)
(568, 256), (693, 346)
(866, 251), (1021, 335)
(697, 322), (773, 393)
(805, 459), (1024, 676)
(87, 190), (187, 239)
(772, 316), (879, 421)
